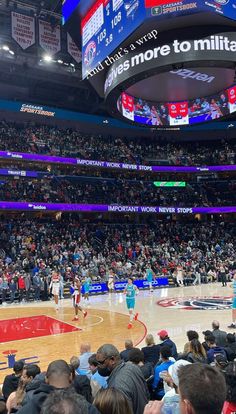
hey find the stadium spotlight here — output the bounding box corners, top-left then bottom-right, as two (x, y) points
(43, 54), (52, 63)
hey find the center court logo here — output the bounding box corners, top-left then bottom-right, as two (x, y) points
(214, 0), (229, 4)
(157, 296), (232, 310)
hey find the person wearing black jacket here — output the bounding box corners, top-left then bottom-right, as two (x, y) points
(2, 360), (24, 401)
(141, 334), (160, 366)
(225, 333), (236, 361)
(17, 360), (99, 414)
(128, 348), (154, 380)
(158, 330), (178, 360)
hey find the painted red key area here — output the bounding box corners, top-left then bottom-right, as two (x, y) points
(0, 315), (80, 343)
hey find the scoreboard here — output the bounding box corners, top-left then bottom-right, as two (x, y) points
(81, 0), (145, 78)
(79, 0), (236, 79)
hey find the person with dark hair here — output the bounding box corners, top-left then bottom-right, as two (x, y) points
(41, 389), (89, 414)
(17, 360), (97, 414)
(21, 373), (46, 406)
(69, 358), (92, 403)
(152, 346), (174, 400)
(141, 334), (160, 366)
(96, 343), (149, 414)
(93, 387), (133, 414)
(186, 339), (207, 363)
(183, 331), (199, 355)
(6, 364), (41, 411)
(158, 330), (178, 360)
(178, 363), (227, 414)
(120, 340), (134, 362)
(225, 333), (236, 361)
(2, 360), (24, 401)
(88, 354), (107, 398)
(202, 331), (213, 352)
(206, 336), (227, 364)
(128, 348), (153, 380)
(223, 361), (236, 414)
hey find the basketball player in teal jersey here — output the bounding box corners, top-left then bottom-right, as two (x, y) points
(146, 266), (155, 292)
(124, 278), (139, 329)
(228, 272), (236, 328)
(82, 276), (91, 302)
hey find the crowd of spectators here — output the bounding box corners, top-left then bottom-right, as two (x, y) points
(0, 218), (235, 303)
(0, 177), (235, 207)
(0, 121), (235, 166)
(1, 324), (236, 414)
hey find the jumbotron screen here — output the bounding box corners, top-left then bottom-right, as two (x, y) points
(118, 85), (236, 126)
(80, 0), (236, 78)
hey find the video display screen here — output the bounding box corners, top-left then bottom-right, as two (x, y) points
(119, 86), (234, 126)
(80, 0), (236, 78)
(81, 0), (145, 78)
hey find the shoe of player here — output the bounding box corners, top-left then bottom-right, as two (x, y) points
(134, 313), (139, 321)
(83, 311), (88, 318)
(228, 323), (236, 328)
(72, 317), (79, 321)
(128, 323), (133, 329)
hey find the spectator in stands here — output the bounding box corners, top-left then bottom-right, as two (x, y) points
(212, 320), (227, 347)
(93, 388), (133, 414)
(206, 335), (227, 364)
(183, 331), (199, 354)
(120, 340), (134, 362)
(152, 346), (174, 400)
(224, 333), (236, 361)
(41, 389), (90, 414)
(21, 373), (46, 406)
(185, 339), (207, 363)
(178, 363), (227, 414)
(6, 366), (40, 414)
(96, 343), (149, 414)
(128, 348), (154, 380)
(215, 354), (228, 372)
(69, 360), (92, 403)
(202, 331), (213, 352)
(141, 334), (160, 366)
(17, 360), (97, 414)
(2, 360), (24, 401)
(161, 359), (191, 413)
(88, 354), (107, 399)
(33, 273), (42, 301)
(158, 330), (178, 360)
(78, 344), (92, 377)
(223, 361), (236, 414)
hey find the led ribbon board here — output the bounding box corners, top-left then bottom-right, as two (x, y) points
(0, 201), (234, 214)
(153, 181), (186, 187)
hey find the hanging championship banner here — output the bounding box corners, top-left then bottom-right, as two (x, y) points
(11, 12), (35, 50)
(38, 20), (61, 55)
(67, 33), (82, 64)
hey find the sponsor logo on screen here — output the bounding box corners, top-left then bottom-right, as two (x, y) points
(84, 41), (96, 66)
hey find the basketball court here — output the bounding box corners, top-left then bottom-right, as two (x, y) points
(0, 283), (231, 383)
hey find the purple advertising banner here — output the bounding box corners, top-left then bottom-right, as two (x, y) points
(1, 151), (236, 173)
(0, 201), (234, 214)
